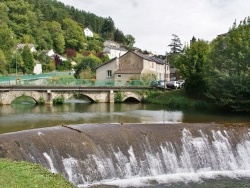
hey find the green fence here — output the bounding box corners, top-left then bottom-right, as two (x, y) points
(0, 76), (152, 87)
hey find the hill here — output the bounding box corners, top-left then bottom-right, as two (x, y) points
(0, 0), (135, 75)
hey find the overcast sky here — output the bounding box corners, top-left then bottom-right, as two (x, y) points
(59, 0), (250, 55)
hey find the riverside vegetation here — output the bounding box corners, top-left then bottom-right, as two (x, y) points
(144, 89), (215, 111)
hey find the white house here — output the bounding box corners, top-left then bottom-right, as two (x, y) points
(45, 49), (67, 61)
(84, 27), (94, 37)
(33, 63), (42, 75)
(45, 49), (55, 57)
(103, 46), (128, 59)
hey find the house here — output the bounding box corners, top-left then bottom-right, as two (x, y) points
(103, 46), (128, 59)
(45, 49), (55, 57)
(96, 58), (119, 80)
(16, 43), (37, 52)
(103, 40), (128, 59)
(84, 27), (94, 37)
(96, 51), (170, 83)
(33, 62), (42, 75)
(44, 49), (67, 61)
(103, 40), (120, 48)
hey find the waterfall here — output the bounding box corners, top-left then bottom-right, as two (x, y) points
(1, 123), (250, 187)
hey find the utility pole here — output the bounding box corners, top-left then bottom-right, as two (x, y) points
(15, 52), (17, 76)
(164, 52), (168, 89)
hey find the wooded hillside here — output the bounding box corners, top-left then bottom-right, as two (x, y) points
(0, 0), (135, 75)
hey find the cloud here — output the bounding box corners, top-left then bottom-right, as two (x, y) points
(59, 0), (250, 54)
(129, 0), (138, 8)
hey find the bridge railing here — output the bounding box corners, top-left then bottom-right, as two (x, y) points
(0, 77), (154, 87)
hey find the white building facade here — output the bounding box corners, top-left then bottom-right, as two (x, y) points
(84, 28), (94, 37)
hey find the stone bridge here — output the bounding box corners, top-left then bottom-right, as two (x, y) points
(0, 86), (146, 105)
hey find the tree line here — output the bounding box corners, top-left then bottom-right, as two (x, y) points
(0, 0), (135, 75)
(168, 18), (250, 112)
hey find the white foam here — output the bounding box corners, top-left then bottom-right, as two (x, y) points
(78, 170), (250, 188)
(43, 152), (57, 173)
(62, 156), (80, 184)
(37, 131), (44, 136)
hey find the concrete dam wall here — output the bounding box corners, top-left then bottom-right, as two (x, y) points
(1, 123), (250, 187)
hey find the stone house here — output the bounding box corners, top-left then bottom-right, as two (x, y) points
(96, 58), (119, 80)
(96, 51), (170, 83)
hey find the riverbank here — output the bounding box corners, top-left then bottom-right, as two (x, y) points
(0, 159), (76, 188)
(146, 89), (215, 111)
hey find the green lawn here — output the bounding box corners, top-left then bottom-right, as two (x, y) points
(0, 159), (76, 188)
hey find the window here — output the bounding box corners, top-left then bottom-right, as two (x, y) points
(107, 70), (112, 78)
(117, 75), (122, 78)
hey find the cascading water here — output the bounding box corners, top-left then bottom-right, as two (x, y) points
(1, 123), (250, 187)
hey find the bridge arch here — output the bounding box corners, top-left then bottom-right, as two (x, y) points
(122, 92), (142, 102)
(77, 94), (96, 103)
(11, 95), (38, 104)
(2, 91), (46, 105)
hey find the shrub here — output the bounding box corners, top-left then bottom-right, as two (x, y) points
(115, 91), (124, 103)
(38, 97), (45, 105)
(53, 95), (65, 105)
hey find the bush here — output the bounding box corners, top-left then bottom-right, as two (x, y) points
(53, 95), (65, 105)
(115, 91), (124, 103)
(38, 96), (45, 105)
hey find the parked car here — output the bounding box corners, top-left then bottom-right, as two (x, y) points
(166, 81), (180, 89)
(150, 81), (158, 87)
(178, 80), (185, 88)
(150, 80), (165, 88)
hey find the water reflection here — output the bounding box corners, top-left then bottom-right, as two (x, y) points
(0, 100), (250, 134)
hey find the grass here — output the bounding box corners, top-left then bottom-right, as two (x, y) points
(146, 89), (214, 111)
(0, 159), (76, 188)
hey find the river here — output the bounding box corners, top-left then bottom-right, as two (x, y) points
(0, 99), (249, 134)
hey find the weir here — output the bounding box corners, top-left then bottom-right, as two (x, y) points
(1, 123), (250, 187)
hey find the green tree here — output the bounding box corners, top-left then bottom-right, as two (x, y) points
(207, 19), (250, 112)
(21, 45), (35, 74)
(62, 18), (85, 50)
(10, 52), (23, 75)
(34, 27), (53, 50)
(0, 50), (7, 74)
(56, 60), (71, 71)
(114, 29), (125, 43)
(74, 55), (102, 78)
(0, 23), (16, 55)
(168, 34), (183, 67)
(37, 51), (55, 72)
(0, 2), (9, 24)
(168, 34), (183, 53)
(101, 17), (115, 39)
(41, 21), (65, 53)
(125, 34), (135, 50)
(177, 39), (210, 98)
(6, 0), (34, 38)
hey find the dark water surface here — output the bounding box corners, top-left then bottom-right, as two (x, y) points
(0, 99), (249, 134)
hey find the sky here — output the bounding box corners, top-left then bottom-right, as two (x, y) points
(59, 0), (250, 55)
